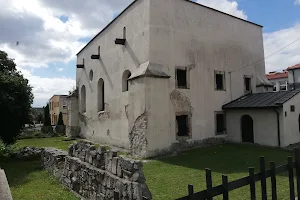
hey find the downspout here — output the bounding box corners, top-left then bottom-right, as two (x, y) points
(293, 69), (296, 90)
(273, 108), (281, 147)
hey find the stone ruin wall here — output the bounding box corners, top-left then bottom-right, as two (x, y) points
(41, 141), (152, 200)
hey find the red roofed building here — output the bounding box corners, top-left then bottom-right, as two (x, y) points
(266, 63), (300, 91)
(266, 71), (288, 91)
(287, 63), (300, 71)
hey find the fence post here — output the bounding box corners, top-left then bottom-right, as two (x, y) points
(188, 184), (194, 200)
(294, 148), (300, 198)
(287, 156), (295, 200)
(260, 157), (267, 200)
(222, 175), (229, 200)
(270, 162), (277, 200)
(206, 168), (213, 200)
(249, 167), (256, 200)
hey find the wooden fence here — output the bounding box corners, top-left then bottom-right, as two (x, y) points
(176, 148), (300, 200)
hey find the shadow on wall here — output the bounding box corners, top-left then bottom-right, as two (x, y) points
(125, 42), (140, 68)
(99, 58), (114, 89)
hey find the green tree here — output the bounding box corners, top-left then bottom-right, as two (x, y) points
(43, 104), (51, 126)
(57, 112), (64, 125)
(0, 50), (33, 144)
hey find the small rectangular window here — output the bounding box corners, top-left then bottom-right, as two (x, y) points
(176, 115), (189, 136)
(291, 105), (295, 112)
(244, 76), (252, 93)
(215, 71), (225, 91)
(216, 112), (226, 135)
(279, 81), (287, 91)
(176, 69), (187, 88)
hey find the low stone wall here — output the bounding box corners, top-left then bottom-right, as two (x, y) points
(41, 141), (152, 200)
(41, 148), (68, 179)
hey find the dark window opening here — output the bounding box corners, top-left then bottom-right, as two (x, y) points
(298, 114), (300, 132)
(291, 105), (295, 112)
(122, 70), (131, 92)
(176, 115), (189, 136)
(215, 74), (224, 90)
(244, 77), (252, 92)
(176, 69), (187, 88)
(216, 113), (226, 135)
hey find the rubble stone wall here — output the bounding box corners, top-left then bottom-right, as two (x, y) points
(41, 141), (152, 200)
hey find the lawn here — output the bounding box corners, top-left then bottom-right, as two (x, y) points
(14, 137), (80, 151)
(3, 138), (296, 200)
(143, 144), (294, 200)
(0, 158), (79, 200)
(0, 137), (81, 200)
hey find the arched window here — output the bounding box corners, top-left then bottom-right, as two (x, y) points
(80, 85), (86, 113)
(98, 79), (104, 112)
(122, 70), (131, 92)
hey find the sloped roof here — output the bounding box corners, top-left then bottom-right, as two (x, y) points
(266, 71), (288, 80)
(129, 61), (170, 80)
(223, 90), (300, 109)
(287, 63), (300, 71)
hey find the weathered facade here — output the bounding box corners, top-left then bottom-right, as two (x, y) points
(71, 0), (270, 157)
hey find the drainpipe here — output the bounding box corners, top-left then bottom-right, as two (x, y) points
(292, 70), (296, 90)
(273, 108), (281, 147)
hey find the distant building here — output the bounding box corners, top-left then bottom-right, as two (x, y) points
(287, 63), (300, 90)
(266, 63), (300, 92)
(266, 71), (288, 91)
(49, 95), (68, 125)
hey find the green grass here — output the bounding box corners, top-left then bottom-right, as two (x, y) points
(14, 137), (80, 151)
(0, 158), (79, 200)
(0, 137), (81, 200)
(4, 138), (295, 199)
(143, 144), (294, 200)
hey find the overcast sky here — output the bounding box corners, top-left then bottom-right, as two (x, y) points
(0, 0), (299, 107)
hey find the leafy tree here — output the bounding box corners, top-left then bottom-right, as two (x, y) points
(36, 112), (44, 124)
(43, 104), (51, 126)
(57, 112), (64, 125)
(0, 50), (33, 144)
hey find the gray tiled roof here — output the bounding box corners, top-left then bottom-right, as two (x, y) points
(223, 90), (300, 109)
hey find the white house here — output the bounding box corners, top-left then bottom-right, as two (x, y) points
(68, 0), (280, 158)
(266, 71), (288, 92)
(224, 90), (300, 147)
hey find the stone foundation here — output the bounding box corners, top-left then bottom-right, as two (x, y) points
(41, 141), (152, 200)
(66, 126), (81, 138)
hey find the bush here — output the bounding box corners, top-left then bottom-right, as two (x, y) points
(0, 140), (19, 158)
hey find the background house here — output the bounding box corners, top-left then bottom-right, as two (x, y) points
(266, 63), (300, 92)
(49, 95), (68, 125)
(266, 71), (288, 91)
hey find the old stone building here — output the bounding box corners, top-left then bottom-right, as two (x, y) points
(68, 0), (273, 158)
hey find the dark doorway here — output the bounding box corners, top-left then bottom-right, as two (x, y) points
(176, 115), (189, 136)
(241, 115), (254, 143)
